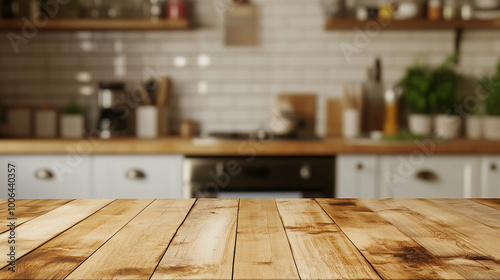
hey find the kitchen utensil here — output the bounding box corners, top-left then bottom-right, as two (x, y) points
(225, 3), (258, 46)
(269, 99), (298, 136)
(277, 94), (317, 135)
(35, 106), (57, 138)
(137, 85), (152, 106)
(156, 76), (171, 107)
(326, 99), (342, 138)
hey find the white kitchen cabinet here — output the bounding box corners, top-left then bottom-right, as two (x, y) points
(92, 155), (184, 198)
(336, 155), (379, 198)
(480, 157), (500, 198)
(0, 155), (91, 199)
(379, 155), (480, 198)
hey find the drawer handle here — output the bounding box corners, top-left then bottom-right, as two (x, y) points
(491, 163), (497, 171)
(415, 170), (438, 182)
(356, 163), (364, 171)
(126, 169), (146, 180)
(35, 169), (54, 180)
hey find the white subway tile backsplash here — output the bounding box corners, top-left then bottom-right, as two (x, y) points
(0, 0), (498, 136)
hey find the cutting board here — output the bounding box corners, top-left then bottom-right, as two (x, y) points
(326, 99), (342, 138)
(277, 94), (316, 134)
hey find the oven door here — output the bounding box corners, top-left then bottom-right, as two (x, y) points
(184, 157), (334, 198)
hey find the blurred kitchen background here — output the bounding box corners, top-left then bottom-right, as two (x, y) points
(1, 0), (500, 199)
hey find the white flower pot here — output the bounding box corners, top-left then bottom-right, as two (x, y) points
(483, 116), (500, 140)
(434, 115), (462, 140)
(465, 116), (483, 140)
(408, 114), (433, 136)
(60, 114), (84, 139)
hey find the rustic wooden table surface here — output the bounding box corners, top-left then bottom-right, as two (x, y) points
(0, 199), (499, 279)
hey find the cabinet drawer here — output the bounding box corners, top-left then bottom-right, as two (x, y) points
(0, 155), (91, 199)
(481, 157), (500, 198)
(380, 155), (480, 198)
(92, 155), (183, 199)
(336, 155), (379, 198)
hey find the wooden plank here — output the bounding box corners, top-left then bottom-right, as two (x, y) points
(66, 199), (195, 280)
(275, 199), (380, 280)
(0, 199), (153, 280)
(362, 199), (500, 279)
(0, 199), (72, 234)
(473, 199), (500, 211)
(277, 94), (317, 134)
(0, 19), (190, 31)
(432, 199), (500, 231)
(233, 199), (299, 280)
(0, 199), (113, 269)
(325, 18), (500, 30)
(317, 199), (463, 280)
(151, 199), (239, 280)
(326, 99), (342, 137)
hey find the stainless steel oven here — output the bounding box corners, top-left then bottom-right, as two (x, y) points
(184, 157), (335, 198)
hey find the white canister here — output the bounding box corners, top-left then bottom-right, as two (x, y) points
(342, 108), (361, 139)
(35, 108), (57, 138)
(7, 107), (31, 137)
(136, 106), (169, 138)
(136, 106), (159, 139)
(60, 114), (85, 139)
(434, 115), (462, 140)
(465, 115), (483, 140)
(408, 114), (433, 136)
(483, 116), (500, 140)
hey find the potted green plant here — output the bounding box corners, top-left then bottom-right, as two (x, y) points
(60, 101), (86, 139)
(429, 54), (462, 140)
(480, 61), (500, 140)
(399, 62), (433, 136)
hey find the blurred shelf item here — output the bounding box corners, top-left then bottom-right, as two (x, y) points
(325, 18), (500, 30)
(0, 18), (190, 31)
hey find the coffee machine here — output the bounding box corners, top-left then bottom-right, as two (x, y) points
(97, 82), (129, 139)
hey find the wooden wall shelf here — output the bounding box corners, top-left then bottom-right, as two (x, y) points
(0, 19), (191, 31)
(325, 18), (500, 30)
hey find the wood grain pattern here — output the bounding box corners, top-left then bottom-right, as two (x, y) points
(152, 199), (239, 280)
(432, 199), (500, 231)
(362, 199), (500, 279)
(0, 19), (190, 31)
(473, 199), (500, 211)
(233, 199), (299, 280)
(67, 199), (195, 280)
(0, 199), (113, 268)
(2, 138), (500, 155)
(0, 199), (153, 279)
(326, 99), (342, 137)
(276, 199), (380, 280)
(0, 199), (72, 234)
(0, 199), (498, 279)
(317, 199), (463, 280)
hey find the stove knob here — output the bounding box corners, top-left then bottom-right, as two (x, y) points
(300, 163), (311, 180)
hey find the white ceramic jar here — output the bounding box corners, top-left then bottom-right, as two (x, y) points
(60, 114), (85, 139)
(408, 114), (433, 136)
(434, 115), (462, 140)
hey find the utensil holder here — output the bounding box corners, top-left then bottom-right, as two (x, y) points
(136, 106), (169, 139)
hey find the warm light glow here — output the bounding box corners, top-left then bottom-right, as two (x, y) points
(198, 54), (211, 68)
(174, 56), (188, 67)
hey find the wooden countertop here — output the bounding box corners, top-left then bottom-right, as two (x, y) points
(0, 137), (500, 155)
(1, 198), (499, 279)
